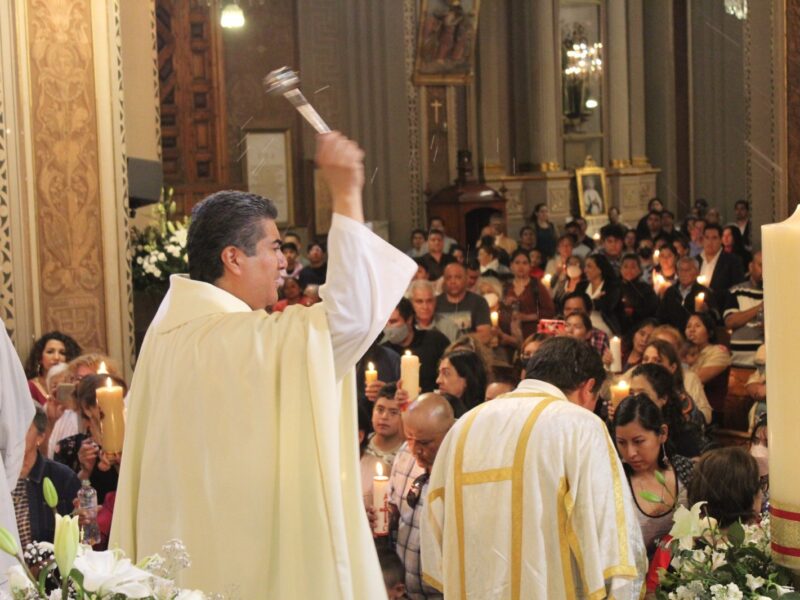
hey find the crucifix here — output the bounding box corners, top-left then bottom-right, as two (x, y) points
(430, 99), (443, 125)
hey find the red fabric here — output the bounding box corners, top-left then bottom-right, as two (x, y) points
(28, 380), (47, 405)
(97, 491), (116, 550)
(647, 535), (673, 592)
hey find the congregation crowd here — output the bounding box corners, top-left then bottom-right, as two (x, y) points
(15, 195), (769, 598)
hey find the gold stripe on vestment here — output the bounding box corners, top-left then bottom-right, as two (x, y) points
(603, 427), (632, 570)
(510, 397), (557, 600)
(557, 477), (578, 600)
(422, 572), (444, 592)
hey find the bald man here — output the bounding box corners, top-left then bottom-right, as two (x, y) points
(388, 394), (455, 600)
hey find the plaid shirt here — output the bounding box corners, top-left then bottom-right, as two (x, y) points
(389, 445), (442, 599)
(588, 328), (610, 356)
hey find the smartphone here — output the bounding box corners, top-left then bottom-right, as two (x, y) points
(56, 382), (76, 404)
(537, 319), (567, 335)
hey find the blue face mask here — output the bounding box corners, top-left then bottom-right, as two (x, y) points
(383, 323), (408, 345)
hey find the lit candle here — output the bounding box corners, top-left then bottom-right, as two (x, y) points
(373, 462), (390, 536)
(95, 377), (125, 454)
(365, 361), (378, 385)
(490, 311), (499, 328)
(653, 273), (665, 294)
(543, 273), (552, 288)
(694, 292), (705, 312)
(610, 380), (630, 410)
(762, 206), (800, 571)
(97, 361), (108, 375)
(696, 275), (708, 287)
(593, 232), (601, 241)
(401, 350), (420, 401)
(609, 336), (622, 373)
(653, 248), (660, 262)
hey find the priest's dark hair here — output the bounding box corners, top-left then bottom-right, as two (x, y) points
(524, 336), (606, 394)
(187, 190), (278, 284)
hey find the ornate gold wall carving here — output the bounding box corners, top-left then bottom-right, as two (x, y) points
(26, 0), (107, 351)
(0, 60), (15, 340)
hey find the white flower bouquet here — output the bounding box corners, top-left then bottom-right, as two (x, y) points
(0, 478), (210, 600)
(131, 188), (189, 294)
(656, 501), (800, 600)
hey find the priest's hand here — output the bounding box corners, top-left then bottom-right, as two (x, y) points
(315, 132), (365, 223)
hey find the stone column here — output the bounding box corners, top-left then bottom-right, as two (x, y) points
(0, 0), (136, 376)
(627, 0), (648, 167)
(528, 0), (561, 169)
(607, 0), (631, 167)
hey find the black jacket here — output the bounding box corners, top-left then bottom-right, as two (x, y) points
(656, 282), (719, 332)
(25, 453), (81, 543)
(697, 252), (745, 299)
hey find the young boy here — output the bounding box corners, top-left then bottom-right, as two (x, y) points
(365, 383), (405, 467)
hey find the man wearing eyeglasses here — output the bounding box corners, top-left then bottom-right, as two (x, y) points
(386, 393), (454, 600)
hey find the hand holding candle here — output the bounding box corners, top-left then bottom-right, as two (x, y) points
(400, 351), (420, 402)
(694, 292), (705, 312)
(96, 377), (125, 454)
(372, 462), (390, 536)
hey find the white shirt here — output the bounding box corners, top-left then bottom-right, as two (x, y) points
(699, 248), (723, 283)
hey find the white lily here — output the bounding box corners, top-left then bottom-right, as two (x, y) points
(669, 501), (709, 550)
(73, 549), (155, 598)
(53, 514), (80, 577)
(6, 564), (34, 592)
(174, 590), (207, 599)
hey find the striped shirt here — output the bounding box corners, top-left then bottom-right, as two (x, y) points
(723, 281), (764, 367)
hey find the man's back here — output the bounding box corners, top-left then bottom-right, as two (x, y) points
(422, 383), (645, 599)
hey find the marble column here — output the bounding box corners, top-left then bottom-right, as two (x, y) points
(527, 0), (560, 169)
(627, 0), (648, 167)
(0, 0), (136, 377)
(607, 0), (631, 167)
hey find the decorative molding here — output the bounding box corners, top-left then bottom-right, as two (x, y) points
(403, 0), (423, 227)
(150, 0), (162, 162)
(0, 57), (15, 341)
(111, 0), (136, 371)
(27, 0), (108, 351)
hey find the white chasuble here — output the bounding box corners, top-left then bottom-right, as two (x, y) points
(0, 321), (35, 589)
(111, 215), (416, 598)
(421, 380), (647, 600)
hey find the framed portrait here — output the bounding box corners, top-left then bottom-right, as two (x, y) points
(244, 130), (294, 225)
(575, 165), (608, 218)
(413, 0), (481, 85)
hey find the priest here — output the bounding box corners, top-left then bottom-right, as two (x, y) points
(111, 133), (417, 598)
(421, 336), (647, 599)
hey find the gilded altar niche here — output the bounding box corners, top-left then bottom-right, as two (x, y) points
(27, 0), (107, 351)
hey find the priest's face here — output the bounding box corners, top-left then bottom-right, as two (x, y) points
(239, 219), (287, 308)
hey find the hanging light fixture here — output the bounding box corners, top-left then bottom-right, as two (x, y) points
(724, 0), (748, 20)
(220, 2), (245, 28)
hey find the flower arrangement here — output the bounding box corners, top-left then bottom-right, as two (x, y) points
(131, 188), (189, 294)
(0, 478), (210, 599)
(656, 501), (800, 600)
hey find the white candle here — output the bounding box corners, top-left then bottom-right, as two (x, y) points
(542, 273), (552, 288)
(401, 350), (420, 401)
(610, 380), (630, 410)
(96, 377), (125, 454)
(365, 361), (377, 385)
(610, 336), (622, 373)
(373, 462), (390, 536)
(694, 292), (705, 312)
(653, 248), (660, 262)
(490, 311), (499, 328)
(696, 275), (708, 287)
(653, 273), (665, 294)
(762, 206), (800, 571)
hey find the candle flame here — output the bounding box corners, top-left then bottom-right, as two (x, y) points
(697, 292), (705, 301)
(653, 249), (660, 260)
(367, 362), (375, 371)
(697, 275), (708, 286)
(105, 377), (113, 388)
(98, 361), (108, 375)
(592, 232), (601, 240)
(405, 350), (412, 356)
(376, 462), (384, 477)
(618, 380), (629, 390)
(543, 274), (552, 283)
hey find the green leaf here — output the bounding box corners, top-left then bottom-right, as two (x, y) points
(37, 560), (56, 595)
(639, 490), (663, 503)
(654, 470), (666, 486)
(727, 520), (745, 547)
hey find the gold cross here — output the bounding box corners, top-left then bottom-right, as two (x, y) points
(431, 99), (443, 124)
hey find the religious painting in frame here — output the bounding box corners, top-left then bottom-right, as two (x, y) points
(414, 0), (481, 85)
(244, 130), (294, 225)
(575, 164), (608, 218)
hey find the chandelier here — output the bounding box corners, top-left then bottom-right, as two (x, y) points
(724, 0), (748, 20)
(564, 42), (603, 79)
(561, 31), (603, 131)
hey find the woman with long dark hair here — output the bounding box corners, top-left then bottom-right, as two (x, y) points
(722, 225), (752, 270)
(435, 350), (488, 411)
(24, 332), (81, 405)
(577, 253), (623, 336)
(613, 394), (693, 557)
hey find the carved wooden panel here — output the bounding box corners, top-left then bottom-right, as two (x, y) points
(157, 0), (228, 213)
(0, 60), (15, 340)
(27, 0), (107, 352)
